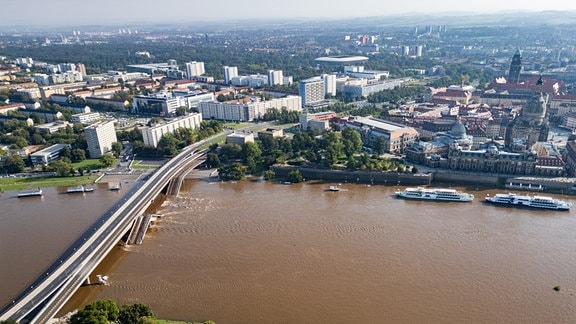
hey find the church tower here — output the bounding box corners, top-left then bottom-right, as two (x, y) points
(508, 49), (522, 83)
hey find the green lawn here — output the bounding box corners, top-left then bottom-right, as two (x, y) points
(0, 175), (98, 192)
(131, 160), (160, 170)
(72, 159), (105, 171)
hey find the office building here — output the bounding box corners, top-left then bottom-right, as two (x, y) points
(132, 90), (214, 116)
(30, 144), (70, 166)
(85, 121), (118, 158)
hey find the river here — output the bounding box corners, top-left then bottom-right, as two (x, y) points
(1, 175), (576, 323)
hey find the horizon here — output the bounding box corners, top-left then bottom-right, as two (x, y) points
(2, 0), (576, 28)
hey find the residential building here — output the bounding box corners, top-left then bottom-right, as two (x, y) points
(323, 74), (337, 97)
(199, 96), (302, 122)
(186, 61), (205, 79)
(141, 113), (203, 148)
(224, 66), (238, 84)
(298, 77), (325, 106)
(268, 70), (284, 86)
(85, 121), (118, 158)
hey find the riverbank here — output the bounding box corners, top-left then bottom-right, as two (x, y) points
(270, 165), (576, 195)
(0, 175), (98, 192)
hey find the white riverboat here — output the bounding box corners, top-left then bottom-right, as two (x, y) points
(395, 187), (474, 202)
(17, 187), (43, 198)
(66, 185), (94, 193)
(328, 185), (340, 192)
(485, 193), (572, 211)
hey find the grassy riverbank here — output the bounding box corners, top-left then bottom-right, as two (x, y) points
(0, 175), (97, 192)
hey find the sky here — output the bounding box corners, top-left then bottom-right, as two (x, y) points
(3, 0), (576, 26)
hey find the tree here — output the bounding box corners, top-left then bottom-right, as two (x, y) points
(47, 159), (74, 177)
(99, 153), (116, 168)
(0, 320), (18, 324)
(205, 152), (221, 168)
(111, 142), (123, 157)
(373, 137), (386, 155)
(342, 128), (363, 156)
(219, 143), (242, 161)
(286, 169), (303, 183)
(71, 148), (87, 163)
(69, 309), (108, 324)
(84, 299), (120, 321)
(118, 303), (156, 324)
(157, 133), (180, 156)
(4, 154), (25, 174)
(263, 169), (275, 181)
(218, 162), (246, 181)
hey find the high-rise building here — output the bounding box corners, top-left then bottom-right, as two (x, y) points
(323, 74), (337, 97)
(416, 45), (424, 57)
(298, 77), (325, 106)
(508, 49), (522, 84)
(185, 61), (205, 79)
(224, 66), (238, 84)
(76, 63), (87, 77)
(402, 46), (410, 56)
(267, 69), (284, 86)
(85, 121), (118, 158)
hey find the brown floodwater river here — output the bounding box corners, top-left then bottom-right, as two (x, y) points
(1, 175), (576, 323)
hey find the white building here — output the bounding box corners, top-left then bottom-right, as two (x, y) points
(224, 66), (238, 84)
(132, 90), (214, 116)
(186, 61), (205, 79)
(85, 120), (118, 158)
(30, 144), (70, 166)
(298, 77), (325, 106)
(71, 112), (101, 125)
(268, 69), (284, 86)
(141, 113), (203, 148)
(323, 74), (337, 97)
(199, 95), (302, 122)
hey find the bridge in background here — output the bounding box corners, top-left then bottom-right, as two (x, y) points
(0, 143), (208, 323)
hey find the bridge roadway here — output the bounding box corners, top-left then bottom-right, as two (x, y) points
(0, 143), (208, 323)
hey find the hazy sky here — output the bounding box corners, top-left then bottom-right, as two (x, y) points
(3, 0), (576, 26)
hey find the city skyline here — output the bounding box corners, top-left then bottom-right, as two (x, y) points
(2, 0), (576, 26)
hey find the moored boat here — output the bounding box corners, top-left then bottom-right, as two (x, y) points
(485, 193), (572, 211)
(17, 187), (43, 198)
(66, 185), (94, 193)
(67, 185), (85, 193)
(328, 185), (340, 192)
(395, 187), (474, 202)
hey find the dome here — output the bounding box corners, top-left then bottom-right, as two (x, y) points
(450, 121), (467, 139)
